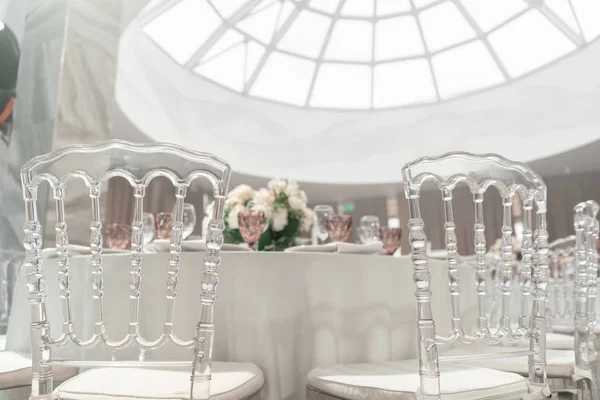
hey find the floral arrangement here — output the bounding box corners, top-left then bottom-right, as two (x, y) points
(203, 180), (313, 251)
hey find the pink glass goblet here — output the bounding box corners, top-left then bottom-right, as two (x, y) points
(238, 210), (267, 250)
(155, 212), (173, 240)
(380, 227), (402, 255)
(326, 215), (353, 243)
(104, 223), (132, 250)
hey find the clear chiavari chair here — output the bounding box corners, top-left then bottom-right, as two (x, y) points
(19, 141), (264, 400)
(456, 203), (600, 399)
(306, 152), (550, 400)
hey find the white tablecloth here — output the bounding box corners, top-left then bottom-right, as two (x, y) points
(6, 253), (476, 400)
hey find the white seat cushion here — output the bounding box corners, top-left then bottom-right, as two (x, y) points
(552, 325), (600, 335)
(0, 351), (79, 389)
(54, 362), (264, 400)
(445, 348), (575, 378)
(546, 333), (574, 350)
(307, 359), (528, 400)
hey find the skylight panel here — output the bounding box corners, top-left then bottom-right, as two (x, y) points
(375, 16), (425, 60)
(210, 0), (248, 18)
(250, 52), (316, 106)
(432, 40), (504, 98)
(236, 1), (281, 43)
(419, 2), (476, 52)
(309, 0), (341, 14)
(278, 10), (331, 58)
(342, 0), (375, 17)
(376, 0), (411, 16)
(325, 20), (373, 62)
(571, 0), (600, 41)
(488, 9), (576, 77)
(459, 0), (528, 32)
(194, 44), (245, 91)
(144, 0), (221, 64)
(373, 59), (437, 107)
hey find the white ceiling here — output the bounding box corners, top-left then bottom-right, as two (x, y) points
(115, 15), (600, 185)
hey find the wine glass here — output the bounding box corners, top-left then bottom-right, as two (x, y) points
(142, 212), (155, 245)
(313, 205), (334, 244)
(155, 212), (173, 240)
(358, 215), (380, 244)
(238, 209), (268, 250)
(326, 215), (353, 243)
(181, 203), (197, 240)
(104, 223), (132, 249)
(380, 227), (402, 255)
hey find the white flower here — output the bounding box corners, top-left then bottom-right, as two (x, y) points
(251, 202), (270, 218)
(253, 188), (274, 208)
(228, 184), (254, 202)
(267, 179), (287, 194)
(225, 195), (241, 210)
(301, 207), (313, 232)
(288, 194), (305, 211)
(285, 181), (299, 196)
(271, 207), (288, 232)
(226, 204), (246, 230)
(299, 190), (308, 203)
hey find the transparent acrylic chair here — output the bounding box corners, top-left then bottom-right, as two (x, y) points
(466, 203), (600, 399)
(19, 141), (264, 400)
(306, 152), (551, 400)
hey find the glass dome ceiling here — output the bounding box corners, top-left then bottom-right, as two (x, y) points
(140, 0), (600, 110)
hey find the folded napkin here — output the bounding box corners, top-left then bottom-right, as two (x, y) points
(285, 241), (384, 254)
(333, 241), (384, 254)
(146, 239), (250, 253)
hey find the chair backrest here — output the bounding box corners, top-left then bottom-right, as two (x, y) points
(21, 140), (231, 399)
(402, 152), (548, 398)
(547, 235), (576, 327)
(573, 201), (599, 371)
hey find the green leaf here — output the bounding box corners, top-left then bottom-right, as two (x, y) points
(258, 229), (273, 251)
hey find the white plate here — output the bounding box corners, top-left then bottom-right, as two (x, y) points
(148, 239), (251, 252)
(285, 242), (384, 255)
(284, 243), (337, 253)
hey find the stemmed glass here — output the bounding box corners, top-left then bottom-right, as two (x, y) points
(238, 209), (268, 250)
(380, 227), (402, 255)
(142, 212), (155, 245)
(155, 212), (173, 240)
(104, 223), (132, 249)
(313, 205), (334, 244)
(326, 215), (353, 243)
(358, 215), (380, 244)
(180, 203), (197, 240)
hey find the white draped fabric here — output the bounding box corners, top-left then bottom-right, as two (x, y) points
(6, 253), (476, 400)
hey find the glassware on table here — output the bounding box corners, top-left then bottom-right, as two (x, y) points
(238, 209), (268, 250)
(104, 223), (132, 249)
(379, 227), (402, 255)
(326, 215), (353, 243)
(313, 205), (334, 243)
(176, 203), (197, 240)
(142, 212), (155, 245)
(358, 215), (380, 244)
(155, 212), (173, 240)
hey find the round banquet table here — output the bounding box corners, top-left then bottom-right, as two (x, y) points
(6, 252), (477, 400)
